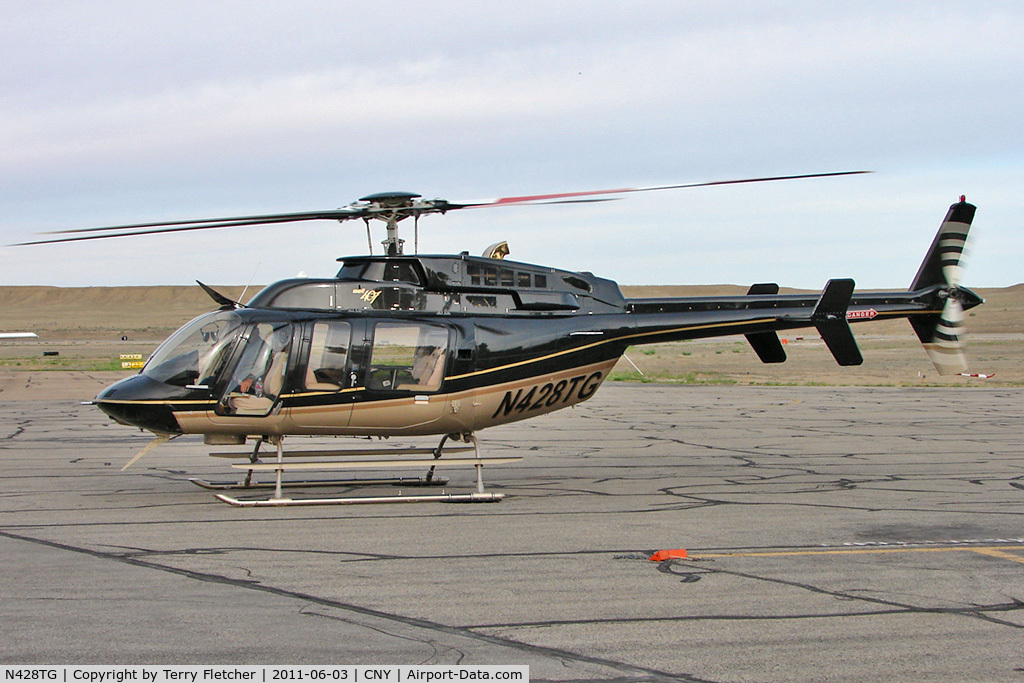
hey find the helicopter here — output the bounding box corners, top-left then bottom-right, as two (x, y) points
(13, 172), (982, 506)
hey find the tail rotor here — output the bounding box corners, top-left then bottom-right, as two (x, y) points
(909, 197), (981, 376)
(926, 293), (968, 375)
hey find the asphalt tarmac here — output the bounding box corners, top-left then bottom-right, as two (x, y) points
(2, 384), (1022, 682)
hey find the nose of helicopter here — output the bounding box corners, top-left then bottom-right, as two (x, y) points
(94, 374), (187, 434)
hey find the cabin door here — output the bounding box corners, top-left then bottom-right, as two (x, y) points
(348, 321), (451, 431)
(288, 320), (355, 430)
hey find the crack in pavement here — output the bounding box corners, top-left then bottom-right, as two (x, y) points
(459, 557), (1024, 631)
(0, 529), (716, 683)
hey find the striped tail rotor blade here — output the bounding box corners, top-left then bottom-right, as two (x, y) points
(940, 236), (968, 289)
(938, 200), (973, 287)
(922, 298), (968, 376)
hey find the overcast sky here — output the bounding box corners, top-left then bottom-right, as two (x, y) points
(1, 1), (1021, 289)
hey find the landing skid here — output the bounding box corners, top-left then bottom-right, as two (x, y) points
(207, 433), (519, 507)
(214, 491), (504, 507)
(189, 476), (450, 490)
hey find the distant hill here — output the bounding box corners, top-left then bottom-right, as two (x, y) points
(0, 283), (1020, 340)
(0, 285), (254, 340)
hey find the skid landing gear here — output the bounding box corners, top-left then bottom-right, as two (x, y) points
(191, 433), (521, 507)
(189, 476), (450, 491)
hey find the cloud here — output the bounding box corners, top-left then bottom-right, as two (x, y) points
(1, 1), (1022, 286)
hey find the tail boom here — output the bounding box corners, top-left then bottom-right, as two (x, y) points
(621, 198), (981, 374)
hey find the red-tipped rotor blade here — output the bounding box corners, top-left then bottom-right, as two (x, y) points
(448, 171), (871, 209)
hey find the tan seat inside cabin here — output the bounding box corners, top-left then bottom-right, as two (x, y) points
(229, 351), (288, 414)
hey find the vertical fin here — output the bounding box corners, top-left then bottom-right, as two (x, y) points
(909, 198), (977, 375)
(911, 199), (975, 290)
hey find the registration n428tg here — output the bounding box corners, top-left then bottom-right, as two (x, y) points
(492, 371), (602, 419)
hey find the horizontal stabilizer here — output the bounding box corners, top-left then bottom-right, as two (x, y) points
(818, 322), (863, 366)
(813, 279), (863, 366)
(746, 283), (780, 296)
(744, 283), (786, 362)
(745, 331), (787, 363)
(813, 278), (855, 320)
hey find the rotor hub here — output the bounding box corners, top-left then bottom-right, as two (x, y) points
(357, 191), (423, 208)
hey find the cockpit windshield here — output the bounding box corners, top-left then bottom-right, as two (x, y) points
(142, 310), (246, 387)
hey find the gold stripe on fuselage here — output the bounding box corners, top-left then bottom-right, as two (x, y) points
(172, 358), (617, 437)
(447, 317), (776, 381)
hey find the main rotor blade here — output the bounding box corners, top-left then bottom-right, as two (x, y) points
(448, 171), (871, 209)
(10, 211), (361, 246)
(10, 170), (869, 247)
(41, 208), (361, 235)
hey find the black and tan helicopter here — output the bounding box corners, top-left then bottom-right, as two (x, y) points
(14, 172), (982, 505)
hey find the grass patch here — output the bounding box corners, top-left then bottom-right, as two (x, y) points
(609, 371), (737, 385)
(0, 357), (128, 372)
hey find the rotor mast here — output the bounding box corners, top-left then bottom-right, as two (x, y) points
(357, 191), (449, 256)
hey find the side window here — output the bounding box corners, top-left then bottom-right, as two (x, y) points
(467, 262), (481, 285)
(270, 282), (335, 309)
(367, 323), (448, 392)
(304, 321), (351, 391)
(221, 322), (292, 416)
(384, 261), (421, 285)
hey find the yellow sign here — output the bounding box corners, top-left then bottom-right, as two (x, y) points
(119, 353), (143, 360)
(121, 361), (145, 369)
